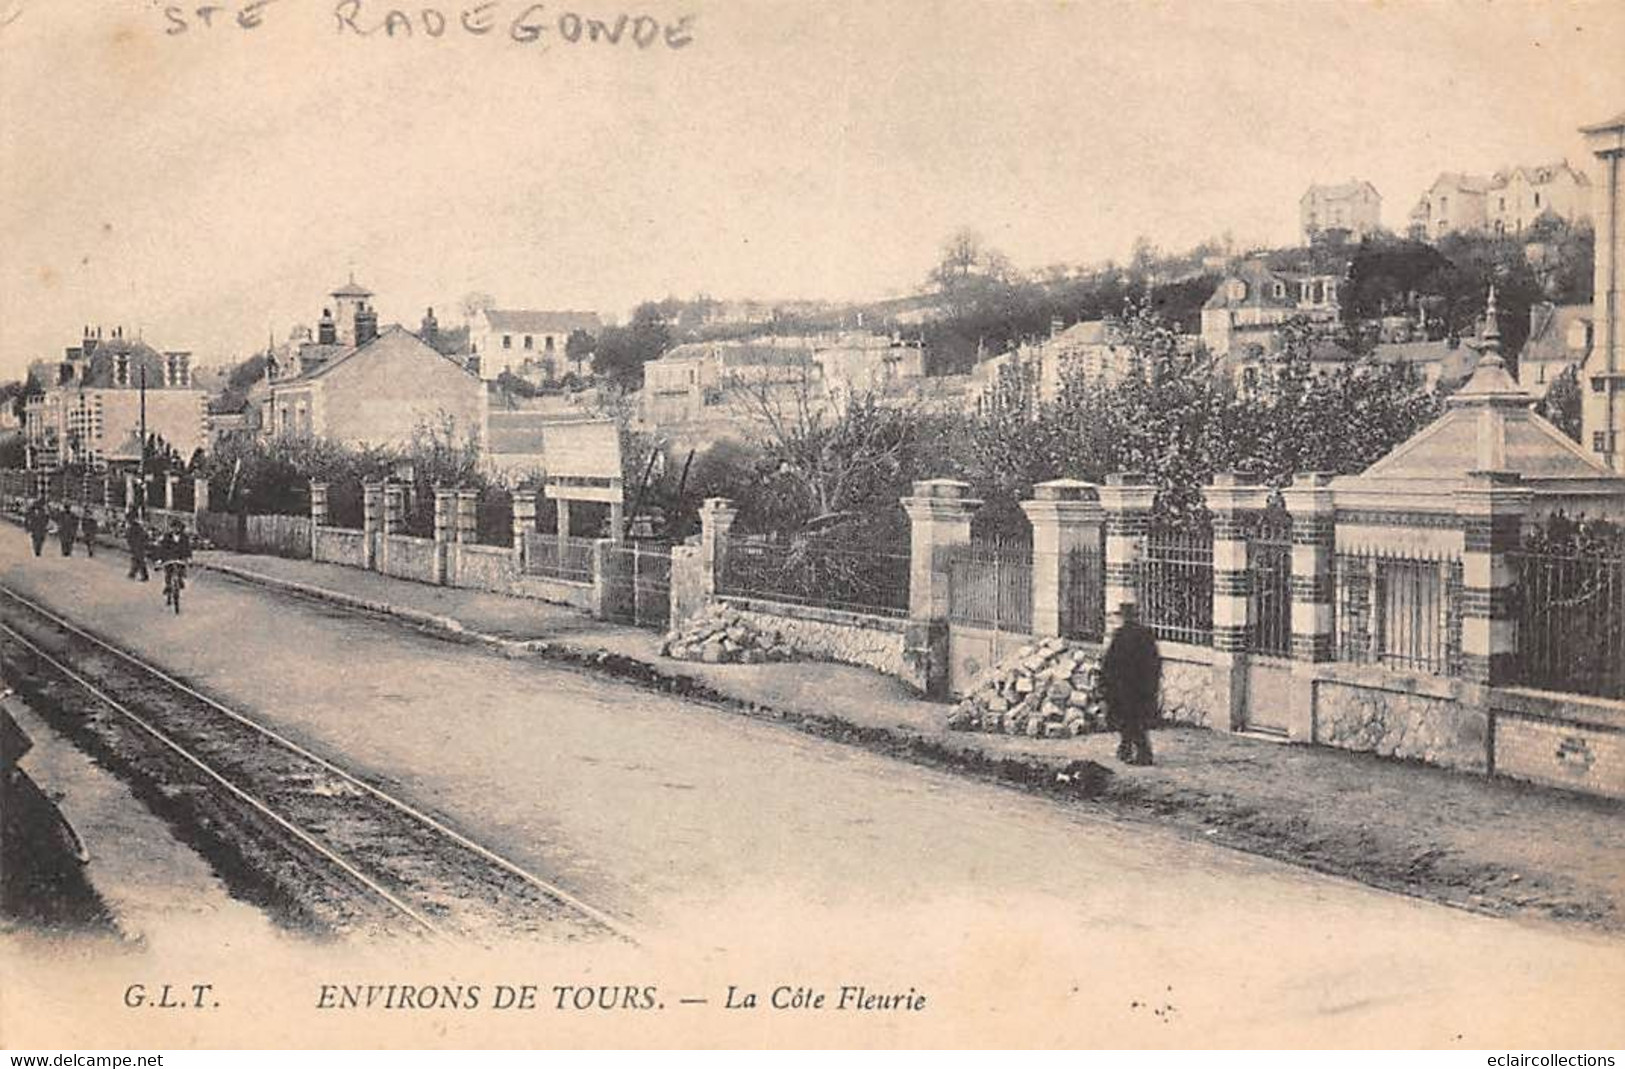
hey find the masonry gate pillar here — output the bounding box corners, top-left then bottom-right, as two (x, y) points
(433, 488), (457, 585)
(309, 482), (329, 528)
(1281, 472), (1336, 741)
(698, 497), (738, 598)
(900, 479), (980, 699)
(125, 473), (138, 512)
(512, 489), (538, 565)
(1455, 471), (1533, 689)
(455, 488), (479, 545)
(1097, 473), (1156, 635)
(1019, 478), (1102, 639)
(194, 477), (210, 517)
(1203, 472), (1269, 732)
(382, 482), (405, 536)
(362, 480), (383, 570)
(103, 476), (115, 510)
(164, 473), (179, 512)
(556, 499), (572, 545)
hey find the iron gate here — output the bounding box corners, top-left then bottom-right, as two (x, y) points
(606, 542), (672, 630)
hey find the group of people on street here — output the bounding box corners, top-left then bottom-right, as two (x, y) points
(22, 496), (192, 604)
(23, 499), (97, 559)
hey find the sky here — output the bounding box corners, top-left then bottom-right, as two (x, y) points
(0, 0), (1621, 376)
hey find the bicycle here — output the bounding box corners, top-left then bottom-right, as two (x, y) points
(160, 561), (187, 615)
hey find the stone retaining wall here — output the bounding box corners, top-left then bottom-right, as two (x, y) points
(718, 597), (910, 680)
(1313, 674), (1488, 772)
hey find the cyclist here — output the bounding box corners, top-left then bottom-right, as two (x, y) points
(153, 519), (193, 612)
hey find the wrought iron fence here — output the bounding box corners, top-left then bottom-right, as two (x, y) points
(1249, 513), (1293, 656)
(1335, 548), (1462, 677)
(720, 536), (910, 618)
(605, 542), (672, 630)
(1140, 523), (1213, 646)
(524, 532), (597, 583)
(948, 540), (1033, 633)
(1514, 545), (1625, 699)
(1061, 542), (1106, 642)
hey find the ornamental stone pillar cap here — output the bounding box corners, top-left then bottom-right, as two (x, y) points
(1292, 471), (1335, 488)
(1208, 471), (1259, 488)
(1031, 478), (1098, 502)
(909, 478), (973, 499)
(1105, 472), (1150, 487)
(700, 496), (737, 511)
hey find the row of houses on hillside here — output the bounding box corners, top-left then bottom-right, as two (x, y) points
(1408, 162), (1592, 240)
(1298, 160), (1592, 248)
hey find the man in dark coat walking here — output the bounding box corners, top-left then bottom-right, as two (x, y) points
(1101, 601), (1161, 766)
(55, 506), (79, 557)
(125, 510), (149, 581)
(25, 499), (50, 557)
(80, 511), (99, 557)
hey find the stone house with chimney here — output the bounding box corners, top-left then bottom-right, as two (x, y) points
(24, 326), (207, 469)
(261, 278), (485, 449)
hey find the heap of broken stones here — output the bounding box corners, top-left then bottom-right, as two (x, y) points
(947, 637), (1108, 739)
(661, 603), (797, 665)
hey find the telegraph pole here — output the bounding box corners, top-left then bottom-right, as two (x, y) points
(139, 364), (148, 519)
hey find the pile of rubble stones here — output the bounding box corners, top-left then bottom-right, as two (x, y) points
(946, 637), (1110, 738)
(660, 603), (797, 665)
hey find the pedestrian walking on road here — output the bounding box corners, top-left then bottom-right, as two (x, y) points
(125, 510), (150, 582)
(55, 506), (79, 558)
(25, 499), (49, 558)
(1101, 601), (1161, 767)
(80, 511), (99, 558)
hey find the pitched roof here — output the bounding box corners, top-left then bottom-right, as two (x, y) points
(72, 339), (197, 390)
(1523, 302), (1593, 364)
(275, 326), (476, 385)
(1052, 320), (1113, 347)
(1371, 338), (1478, 387)
(1429, 171), (1494, 195)
(1302, 180), (1379, 202)
(1203, 261), (1300, 310)
(1580, 110), (1625, 134)
(482, 310), (602, 335)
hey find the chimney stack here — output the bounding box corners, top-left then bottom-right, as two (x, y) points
(355, 302), (379, 346)
(318, 307), (337, 345)
(420, 306), (439, 345)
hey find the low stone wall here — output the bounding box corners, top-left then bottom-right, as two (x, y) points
(511, 573), (594, 611)
(719, 596), (911, 681)
(313, 526), (368, 569)
(1307, 665), (1488, 773)
(455, 543), (519, 594)
(381, 534), (438, 585)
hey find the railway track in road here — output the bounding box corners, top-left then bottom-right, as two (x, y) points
(0, 581), (636, 946)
